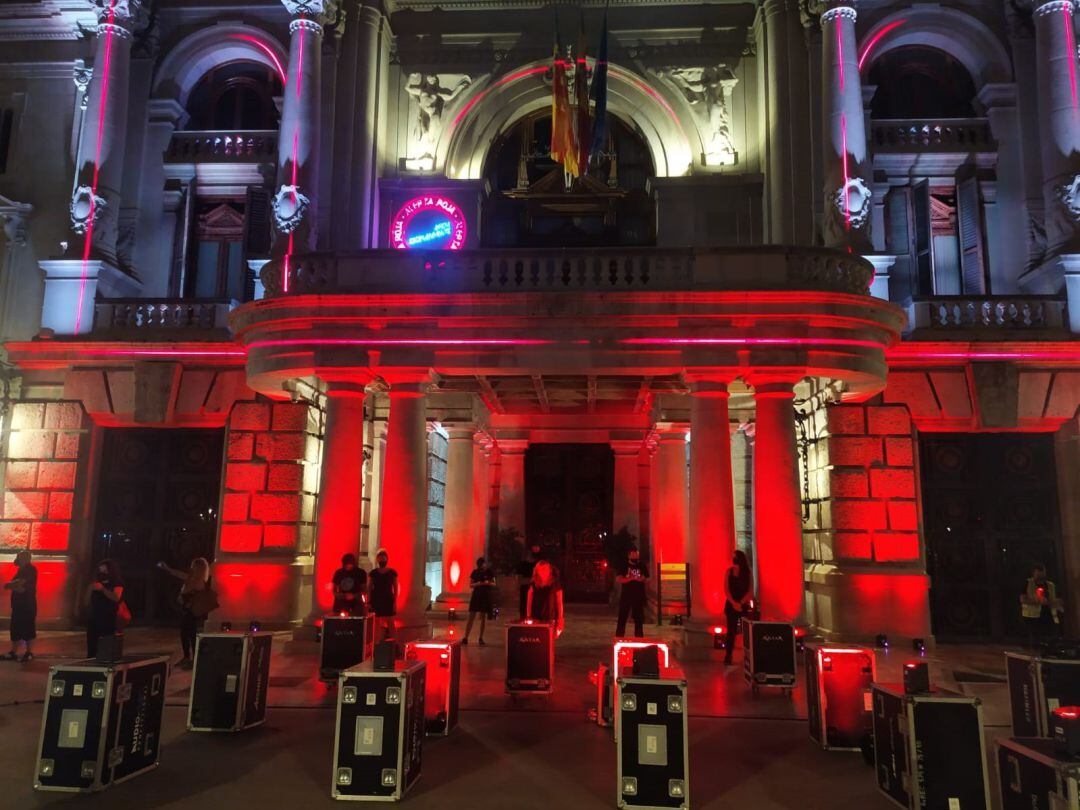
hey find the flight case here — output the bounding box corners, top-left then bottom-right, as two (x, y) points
(332, 659), (426, 801)
(872, 683), (990, 810)
(35, 654), (169, 792)
(743, 620), (796, 693)
(321, 614), (376, 682)
(997, 736), (1080, 810)
(404, 638), (461, 735)
(1006, 651), (1080, 737)
(805, 643), (875, 750)
(188, 630), (273, 732)
(506, 620), (554, 695)
(615, 669), (689, 809)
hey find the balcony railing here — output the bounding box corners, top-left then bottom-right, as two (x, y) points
(259, 247), (876, 298)
(93, 299), (235, 333)
(871, 118), (995, 153)
(908, 296), (1067, 331)
(164, 130), (277, 163)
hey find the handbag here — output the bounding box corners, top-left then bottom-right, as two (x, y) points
(116, 600), (132, 629)
(189, 586), (220, 618)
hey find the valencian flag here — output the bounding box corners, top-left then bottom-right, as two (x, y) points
(549, 16), (578, 176)
(574, 11), (592, 176)
(588, 6), (609, 161)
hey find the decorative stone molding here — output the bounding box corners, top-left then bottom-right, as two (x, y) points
(831, 177), (873, 230)
(819, 5), (857, 24)
(658, 66), (738, 167)
(281, 0), (338, 24)
(403, 73), (471, 172)
(90, 0), (146, 31)
(0, 195), (33, 247)
(1030, 0), (1077, 16)
(1055, 174), (1080, 223)
(72, 59), (92, 109)
(69, 185), (106, 234)
(271, 184), (310, 233)
(289, 17), (325, 36)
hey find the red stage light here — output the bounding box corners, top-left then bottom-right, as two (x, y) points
(1055, 708), (1080, 720)
(712, 626), (725, 635)
(613, 640), (671, 677)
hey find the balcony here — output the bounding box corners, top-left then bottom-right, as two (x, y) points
(871, 118), (995, 153)
(260, 246), (875, 298)
(907, 296), (1070, 336)
(164, 130), (277, 164)
(92, 298), (235, 339)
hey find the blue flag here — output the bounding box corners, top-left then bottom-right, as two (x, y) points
(588, 9), (609, 161)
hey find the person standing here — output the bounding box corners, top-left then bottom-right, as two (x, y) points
(723, 550), (754, 665)
(158, 557), (213, 668)
(516, 545), (538, 619)
(331, 554), (367, 616)
(3, 550), (37, 662)
(462, 557), (496, 645)
(368, 549), (399, 641)
(615, 546), (649, 638)
(1022, 563), (1064, 645)
(526, 560), (565, 637)
(86, 559), (124, 658)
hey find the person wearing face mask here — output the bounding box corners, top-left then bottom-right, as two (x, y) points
(368, 549), (399, 641)
(615, 546), (649, 638)
(86, 559), (124, 658)
(332, 553), (367, 616)
(1022, 563), (1064, 645)
(723, 550), (754, 665)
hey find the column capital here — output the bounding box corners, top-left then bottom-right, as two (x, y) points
(281, 0), (338, 24)
(324, 380), (370, 399)
(91, 0), (147, 32)
(752, 381), (798, 399)
(685, 378), (731, 398)
(816, 3), (857, 25)
(444, 425), (476, 441)
(380, 370), (432, 393)
(495, 438), (529, 455)
(610, 439), (645, 456)
(653, 422), (689, 441)
(1030, 0), (1077, 16)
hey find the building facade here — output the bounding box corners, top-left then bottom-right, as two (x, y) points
(0, 0), (1077, 641)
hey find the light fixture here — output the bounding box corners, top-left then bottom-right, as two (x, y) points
(249, 620), (261, 633)
(875, 634), (889, 649)
(219, 621), (232, 632)
(712, 626), (726, 650)
(912, 638), (925, 655)
(448, 608), (457, 622)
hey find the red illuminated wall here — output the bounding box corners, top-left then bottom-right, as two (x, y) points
(0, 402), (86, 622)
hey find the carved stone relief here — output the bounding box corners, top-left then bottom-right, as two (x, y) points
(403, 73), (471, 172)
(657, 65), (738, 167)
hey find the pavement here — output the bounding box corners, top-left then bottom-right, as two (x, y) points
(0, 606), (1021, 808)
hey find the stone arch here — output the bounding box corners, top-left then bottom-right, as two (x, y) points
(858, 6), (1012, 89)
(153, 22), (288, 109)
(441, 60), (698, 180)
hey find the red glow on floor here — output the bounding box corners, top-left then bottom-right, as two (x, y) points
(858, 20), (907, 71)
(228, 34), (285, 82)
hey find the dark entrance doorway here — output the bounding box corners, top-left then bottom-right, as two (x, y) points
(920, 433), (1064, 640)
(525, 444), (614, 602)
(91, 428), (224, 624)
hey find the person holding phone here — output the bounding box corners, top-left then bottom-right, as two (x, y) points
(86, 559), (124, 658)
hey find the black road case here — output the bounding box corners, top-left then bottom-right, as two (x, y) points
(743, 620), (796, 693)
(35, 655), (169, 792)
(404, 638), (461, 735)
(615, 670), (689, 809)
(332, 660), (426, 801)
(872, 683), (990, 810)
(997, 736), (1080, 810)
(321, 614), (376, 682)
(805, 643), (875, 750)
(592, 661), (614, 728)
(1007, 652), (1080, 737)
(188, 631), (273, 732)
(506, 620), (554, 695)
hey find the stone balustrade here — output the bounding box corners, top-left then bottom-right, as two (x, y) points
(259, 247), (875, 298)
(164, 130), (278, 163)
(93, 298), (235, 334)
(908, 296), (1068, 332)
(870, 118), (995, 152)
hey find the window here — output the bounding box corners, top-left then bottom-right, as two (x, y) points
(868, 47), (977, 120)
(189, 202), (247, 300)
(186, 62), (282, 130)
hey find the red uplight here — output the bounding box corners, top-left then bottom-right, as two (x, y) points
(1054, 707), (1080, 720)
(712, 626), (725, 635)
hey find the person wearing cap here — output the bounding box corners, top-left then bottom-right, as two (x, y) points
(368, 548), (399, 640)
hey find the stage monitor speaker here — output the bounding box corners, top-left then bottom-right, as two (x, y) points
(374, 641), (397, 671)
(632, 645), (660, 678)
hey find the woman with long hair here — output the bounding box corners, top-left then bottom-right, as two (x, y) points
(158, 557), (212, 668)
(723, 549), (754, 665)
(526, 560), (564, 637)
(86, 559), (124, 658)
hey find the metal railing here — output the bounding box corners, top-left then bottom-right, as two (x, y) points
(164, 130), (277, 163)
(908, 296), (1067, 330)
(93, 299), (235, 332)
(871, 118), (995, 152)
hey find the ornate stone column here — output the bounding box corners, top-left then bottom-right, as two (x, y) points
(819, 1), (872, 252)
(350, 0), (388, 248)
(687, 380), (738, 621)
(330, 0), (359, 249)
(364, 418), (387, 553)
(311, 383), (368, 618)
(752, 382), (806, 624)
(496, 439), (528, 538)
(611, 439), (643, 541)
(652, 425), (689, 566)
(438, 426), (475, 606)
(378, 380), (430, 620)
(272, 0), (336, 259)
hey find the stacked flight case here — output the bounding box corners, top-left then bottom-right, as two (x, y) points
(743, 620), (796, 694)
(321, 614), (376, 682)
(997, 736), (1080, 810)
(506, 620), (554, 695)
(1006, 651), (1080, 737)
(403, 639), (461, 735)
(615, 667), (689, 810)
(872, 683), (990, 810)
(804, 643), (875, 750)
(188, 631), (273, 732)
(332, 659), (426, 801)
(35, 655), (169, 792)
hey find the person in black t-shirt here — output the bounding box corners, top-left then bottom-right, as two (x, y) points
(515, 545), (539, 619)
(615, 546), (649, 638)
(723, 550), (754, 665)
(86, 559), (124, 658)
(332, 554), (367, 616)
(3, 551), (37, 662)
(462, 557), (496, 645)
(526, 560), (564, 637)
(368, 549), (398, 640)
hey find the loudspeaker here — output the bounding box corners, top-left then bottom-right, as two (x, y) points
(95, 633), (124, 663)
(373, 641), (397, 671)
(631, 645), (660, 678)
(1052, 707), (1080, 759)
(903, 661), (930, 694)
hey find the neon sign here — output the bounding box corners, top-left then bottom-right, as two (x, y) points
(390, 195), (467, 251)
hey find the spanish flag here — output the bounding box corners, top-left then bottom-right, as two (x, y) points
(550, 22), (579, 177)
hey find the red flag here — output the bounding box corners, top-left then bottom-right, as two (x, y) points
(550, 38), (577, 175)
